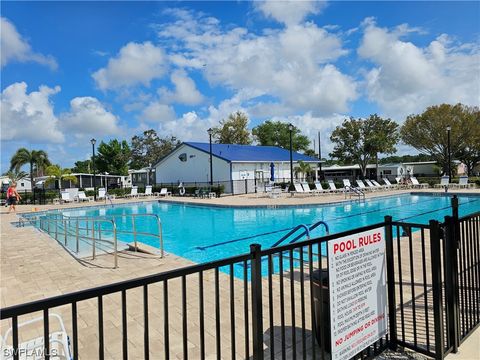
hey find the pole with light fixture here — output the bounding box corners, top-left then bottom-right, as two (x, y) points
(207, 128), (213, 186)
(90, 138), (97, 201)
(288, 123), (294, 191)
(447, 125), (452, 182)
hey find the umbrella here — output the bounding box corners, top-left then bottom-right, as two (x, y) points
(270, 162), (275, 182)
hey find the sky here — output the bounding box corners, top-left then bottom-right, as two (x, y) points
(1, 0), (479, 173)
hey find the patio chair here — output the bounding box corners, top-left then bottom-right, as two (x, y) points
(382, 178), (396, 189)
(328, 179), (342, 192)
(77, 191), (91, 202)
(126, 186), (139, 198)
(434, 176), (450, 188)
(356, 179), (370, 191)
(98, 188), (106, 200)
(365, 179), (380, 191)
(456, 176), (473, 188)
(301, 182), (316, 195)
(292, 183), (305, 195)
(371, 179), (386, 190)
(60, 191), (73, 203)
(1, 313), (72, 360)
(314, 181), (329, 194)
(343, 179), (354, 189)
(159, 188), (172, 197)
(142, 185), (155, 197)
(411, 177), (429, 189)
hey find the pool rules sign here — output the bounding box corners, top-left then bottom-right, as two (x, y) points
(328, 227), (388, 360)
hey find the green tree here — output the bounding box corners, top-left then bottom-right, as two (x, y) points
(130, 130), (180, 169)
(96, 139), (131, 175)
(401, 104), (480, 175)
(294, 161), (312, 181)
(72, 160), (92, 173)
(45, 165), (77, 189)
(3, 169), (28, 183)
(252, 121), (310, 152)
(379, 154), (434, 165)
(10, 148), (51, 186)
(211, 111), (252, 144)
(330, 115), (399, 178)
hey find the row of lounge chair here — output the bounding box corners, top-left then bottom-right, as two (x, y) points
(434, 175), (475, 189)
(59, 186), (172, 203)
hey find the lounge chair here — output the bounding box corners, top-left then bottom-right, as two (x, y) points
(383, 178), (396, 189)
(291, 183), (305, 195)
(434, 176), (450, 188)
(60, 191), (73, 203)
(371, 179), (386, 190)
(159, 188), (172, 197)
(314, 181), (330, 194)
(301, 182), (315, 195)
(411, 177), (429, 189)
(98, 188), (106, 200)
(1, 313), (72, 360)
(77, 191), (91, 202)
(365, 179), (381, 191)
(328, 180), (342, 192)
(142, 185), (154, 197)
(126, 186), (139, 198)
(456, 176), (474, 188)
(395, 177), (408, 189)
(356, 179), (370, 191)
(343, 179), (354, 189)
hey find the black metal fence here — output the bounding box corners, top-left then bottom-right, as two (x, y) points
(1, 201), (479, 359)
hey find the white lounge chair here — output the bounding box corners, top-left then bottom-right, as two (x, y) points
(301, 182), (317, 195)
(371, 180), (386, 190)
(1, 313), (72, 360)
(60, 191), (73, 203)
(98, 187), (106, 200)
(328, 180), (342, 192)
(456, 176), (473, 188)
(291, 183), (305, 195)
(343, 179), (354, 189)
(365, 179), (380, 191)
(395, 177), (409, 189)
(77, 191), (91, 202)
(158, 188), (172, 197)
(126, 186), (139, 198)
(434, 176), (450, 188)
(356, 179), (370, 191)
(142, 185), (154, 197)
(314, 181), (329, 194)
(411, 177), (429, 189)
(382, 178), (396, 189)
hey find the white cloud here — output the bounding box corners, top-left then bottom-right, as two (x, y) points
(92, 41), (167, 90)
(157, 10), (356, 115)
(358, 18), (480, 119)
(0, 82), (64, 142)
(255, 0), (327, 26)
(159, 70), (204, 105)
(161, 111), (214, 141)
(1, 17), (57, 69)
(61, 97), (122, 137)
(140, 102), (176, 123)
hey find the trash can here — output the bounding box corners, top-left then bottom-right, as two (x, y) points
(312, 269), (331, 352)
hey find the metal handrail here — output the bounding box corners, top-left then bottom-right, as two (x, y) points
(272, 220), (330, 248)
(344, 185), (365, 200)
(38, 217), (118, 268)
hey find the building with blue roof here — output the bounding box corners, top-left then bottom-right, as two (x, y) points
(153, 142), (320, 194)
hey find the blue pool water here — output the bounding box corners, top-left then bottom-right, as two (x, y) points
(32, 193), (480, 265)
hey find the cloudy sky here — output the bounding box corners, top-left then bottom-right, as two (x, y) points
(1, 1), (479, 172)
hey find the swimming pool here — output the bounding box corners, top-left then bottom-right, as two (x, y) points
(29, 193), (480, 265)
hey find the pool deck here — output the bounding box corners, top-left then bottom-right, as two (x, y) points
(1, 187), (479, 358)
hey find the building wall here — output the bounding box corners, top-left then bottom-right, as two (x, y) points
(408, 164), (438, 177)
(0, 177), (32, 191)
(155, 145), (231, 185)
(231, 162), (293, 181)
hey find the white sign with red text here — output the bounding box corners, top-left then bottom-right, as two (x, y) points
(328, 227), (388, 360)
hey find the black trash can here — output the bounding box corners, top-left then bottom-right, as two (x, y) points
(312, 269), (331, 352)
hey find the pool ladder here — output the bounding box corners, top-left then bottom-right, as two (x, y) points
(271, 220), (330, 247)
(344, 185), (365, 200)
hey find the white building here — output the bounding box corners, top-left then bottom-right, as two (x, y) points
(0, 176), (32, 192)
(153, 142), (320, 194)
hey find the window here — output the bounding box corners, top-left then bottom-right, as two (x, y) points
(20, 182), (24, 187)
(383, 170), (392, 175)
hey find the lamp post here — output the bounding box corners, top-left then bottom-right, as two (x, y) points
(90, 138), (97, 201)
(447, 125), (452, 182)
(147, 163), (152, 186)
(207, 128), (213, 186)
(288, 123), (294, 191)
(318, 131), (322, 181)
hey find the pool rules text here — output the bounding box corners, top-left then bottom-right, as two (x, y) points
(328, 227), (388, 360)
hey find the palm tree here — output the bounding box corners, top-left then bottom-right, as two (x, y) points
(3, 169), (28, 183)
(45, 165), (77, 189)
(294, 161), (312, 181)
(10, 148), (50, 186)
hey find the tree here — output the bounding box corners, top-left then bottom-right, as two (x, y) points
(3, 169), (28, 183)
(10, 148), (50, 186)
(330, 115), (399, 178)
(45, 165), (77, 189)
(252, 121), (310, 152)
(72, 160), (92, 173)
(211, 111), (252, 144)
(401, 104), (480, 175)
(130, 130), (180, 169)
(294, 161), (312, 181)
(96, 139), (131, 176)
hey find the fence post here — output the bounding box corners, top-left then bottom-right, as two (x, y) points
(245, 179), (248, 194)
(429, 220), (445, 360)
(250, 244), (264, 359)
(444, 216), (460, 353)
(384, 216), (397, 350)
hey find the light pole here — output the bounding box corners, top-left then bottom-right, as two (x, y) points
(147, 163), (152, 186)
(318, 131), (322, 181)
(90, 138), (97, 201)
(288, 123), (294, 191)
(207, 128), (213, 186)
(447, 125), (452, 182)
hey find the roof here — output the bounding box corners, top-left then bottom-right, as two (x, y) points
(322, 164), (376, 171)
(182, 142), (320, 163)
(403, 161), (437, 165)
